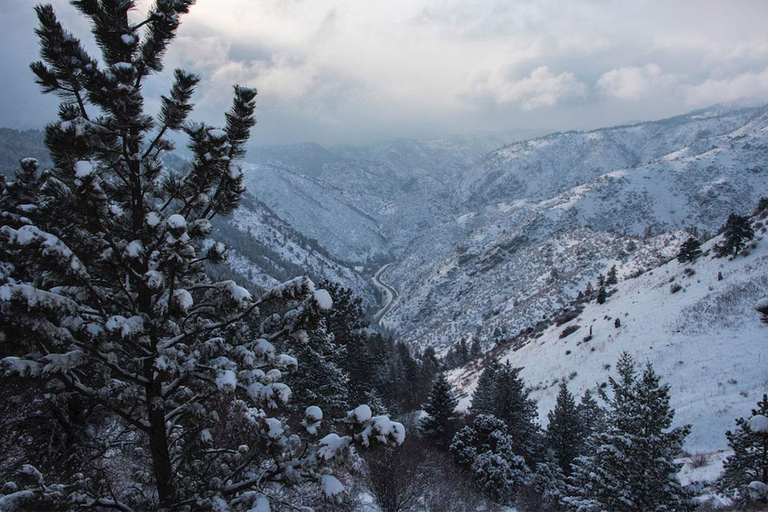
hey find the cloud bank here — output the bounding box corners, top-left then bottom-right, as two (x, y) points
(2, 0), (768, 145)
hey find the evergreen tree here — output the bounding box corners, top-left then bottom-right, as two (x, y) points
(319, 280), (372, 405)
(676, 237), (702, 264)
(718, 394), (768, 505)
(282, 323), (350, 421)
(470, 362), (539, 462)
(523, 450), (568, 512)
(577, 389), (607, 447)
(596, 285), (607, 305)
(566, 353), (694, 511)
(547, 382), (582, 475)
(596, 274), (605, 289)
(470, 338), (483, 359)
(584, 282), (594, 300)
(419, 373), (459, 447)
(451, 414), (530, 504)
(606, 265), (618, 286)
(715, 213), (754, 257)
(469, 360), (500, 416)
(0, 3), (402, 509)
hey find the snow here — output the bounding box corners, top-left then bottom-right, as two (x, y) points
(225, 281), (252, 306)
(314, 289), (333, 311)
(251, 495), (270, 512)
(748, 481), (768, 500)
(229, 166), (243, 179)
(174, 289), (193, 312)
(167, 214), (186, 230)
(358, 415), (406, 446)
(317, 433), (351, 460)
(41, 350), (87, 374)
(276, 354), (298, 370)
(303, 405), (323, 434)
(264, 418), (284, 440)
(146, 211), (162, 227)
(105, 315), (145, 339)
(749, 414), (768, 433)
(450, 228), (768, 454)
(113, 61), (133, 70)
(75, 160), (94, 178)
(755, 297), (768, 311)
(200, 429), (213, 444)
(254, 339), (275, 360)
(348, 404), (372, 423)
(121, 34), (136, 45)
(215, 369), (237, 393)
(125, 240), (142, 258)
(320, 474), (345, 502)
(306, 405), (323, 421)
(208, 129), (227, 139)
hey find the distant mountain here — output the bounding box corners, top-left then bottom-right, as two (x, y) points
(0, 128), (51, 176)
(381, 105), (768, 349)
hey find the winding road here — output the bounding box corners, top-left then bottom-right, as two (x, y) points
(372, 263), (398, 326)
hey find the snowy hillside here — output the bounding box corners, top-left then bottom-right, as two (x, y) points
(383, 106), (768, 349)
(449, 211), (768, 460)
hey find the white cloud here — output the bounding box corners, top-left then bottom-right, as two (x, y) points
(206, 56), (318, 104)
(5, 0), (768, 142)
(685, 67), (768, 107)
(598, 64), (680, 101)
(477, 66), (588, 110)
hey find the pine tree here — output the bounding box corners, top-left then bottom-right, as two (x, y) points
(596, 274), (605, 289)
(0, 3), (402, 509)
(450, 414), (530, 504)
(419, 373), (459, 447)
(718, 394), (768, 505)
(596, 285), (607, 305)
(584, 281), (594, 300)
(606, 265), (618, 286)
(470, 362), (540, 462)
(677, 237), (702, 263)
(319, 280), (372, 405)
(715, 213), (754, 257)
(469, 360), (500, 416)
(282, 322), (351, 421)
(577, 389), (606, 447)
(566, 353), (694, 511)
(547, 382), (582, 475)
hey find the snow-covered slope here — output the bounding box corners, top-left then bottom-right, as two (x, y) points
(449, 212), (768, 458)
(383, 106), (768, 349)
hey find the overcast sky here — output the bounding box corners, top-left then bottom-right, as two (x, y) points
(2, 0), (768, 146)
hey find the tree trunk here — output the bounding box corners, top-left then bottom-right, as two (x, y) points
(147, 382), (175, 508)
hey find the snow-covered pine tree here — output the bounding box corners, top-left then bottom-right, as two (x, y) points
(596, 285), (607, 305)
(565, 353), (694, 512)
(715, 213), (755, 257)
(576, 389), (606, 449)
(718, 394), (768, 505)
(605, 265), (618, 286)
(677, 237), (702, 264)
(470, 361), (540, 462)
(0, 3), (402, 510)
(450, 414), (529, 504)
(282, 323), (351, 422)
(469, 359), (500, 416)
(319, 280), (372, 406)
(547, 382), (582, 475)
(419, 372), (458, 447)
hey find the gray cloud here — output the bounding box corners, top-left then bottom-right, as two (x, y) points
(2, 0), (768, 145)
